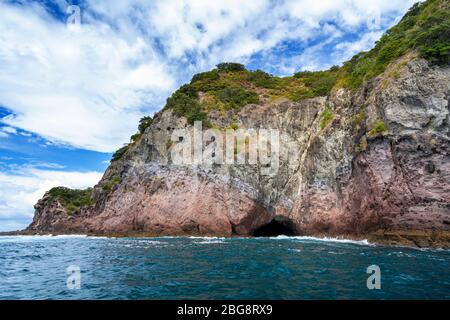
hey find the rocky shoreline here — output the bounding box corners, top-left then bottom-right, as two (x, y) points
(3, 229), (450, 249)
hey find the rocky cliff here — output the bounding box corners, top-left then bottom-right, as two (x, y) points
(26, 0), (450, 247)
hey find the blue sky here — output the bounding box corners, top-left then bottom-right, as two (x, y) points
(0, 0), (419, 231)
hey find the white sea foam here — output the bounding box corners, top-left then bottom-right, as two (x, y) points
(194, 240), (225, 244)
(268, 235), (373, 246)
(188, 236), (226, 240)
(156, 235), (373, 246)
(155, 236), (224, 239)
(0, 234), (108, 242)
(327, 251), (345, 255)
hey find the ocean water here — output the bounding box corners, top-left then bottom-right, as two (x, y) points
(0, 235), (449, 300)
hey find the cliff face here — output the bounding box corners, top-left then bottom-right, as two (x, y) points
(26, 0), (450, 246)
(27, 55), (450, 245)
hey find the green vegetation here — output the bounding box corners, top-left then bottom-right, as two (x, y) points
(190, 76), (229, 93)
(294, 70), (339, 96)
(101, 175), (121, 192)
(163, 63), (261, 122)
(191, 69), (220, 83)
(112, 145), (129, 162)
(352, 110), (366, 127)
(166, 139), (173, 150)
(406, 1), (450, 64)
(166, 86), (211, 126)
(130, 133), (141, 143)
(355, 136), (368, 153)
(368, 120), (388, 137)
(216, 86), (259, 110)
(217, 63), (246, 72)
(289, 87), (315, 102)
(320, 108), (334, 130)
(138, 116), (153, 134)
(341, 0), (450, 89)
(247, 70), (280, 89)
(229, 122), (240, 130)
(111, 116), (155, 162)
(47, 187), (94, 214)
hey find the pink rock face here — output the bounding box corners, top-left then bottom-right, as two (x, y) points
(284, 137), (450, 237)
(84, 171), (272, 236)
(28, 168), (274, 236)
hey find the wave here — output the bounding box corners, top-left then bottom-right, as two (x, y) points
(268, 235), (373, 246)
(187, 236), (226, 240)
(122, 240), (163, 248)
(156, 235), (373, 246)
(194, 240), (226, 244)
(156, 236), (227, 240)
(157, 236), (227, 244)
(0, 234), (108, 242)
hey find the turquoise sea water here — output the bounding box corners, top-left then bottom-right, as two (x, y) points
(0, 235), (449, 300)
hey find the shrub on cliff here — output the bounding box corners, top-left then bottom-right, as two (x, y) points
(138, 116), (153, 134)
(166, 67), (260, 121)
(216, 86), (260, 110)
(130, 133), (141, 143)
(294, 70), (339, 96)
(319, 108), (334, 130)
(417, 18), (450, 65)
(190, 77), (229, 93)
(112, 145), (129, 162)
(289, 87), (315, 101)
(248, 70), (280, 89)
(368, 120), (388, 137)
(217, 63), (246, 72)
(166, 87), (211, 126)
(191, 69), (220, 83)
(101, 175), (121, 192)
(47, 187), (94, 214)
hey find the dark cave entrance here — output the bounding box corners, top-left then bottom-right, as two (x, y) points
(252, 217), (297, 237)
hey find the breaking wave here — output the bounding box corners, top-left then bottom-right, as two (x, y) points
(268, 235), (373, 246)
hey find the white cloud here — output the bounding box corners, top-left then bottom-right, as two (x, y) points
(0, 165), (102, 231)
(0, 2), (175, 152)
(0, 125), (19, 137)
(335, 31), (385, 58)
(0, 0), (418, 153)
(1, 126), (17, 135)
(281, 30), (386, 73)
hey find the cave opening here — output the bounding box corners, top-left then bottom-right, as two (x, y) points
(252, 217), (297, 237)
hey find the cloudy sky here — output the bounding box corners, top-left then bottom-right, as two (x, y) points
(0, 0), (419, 231)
